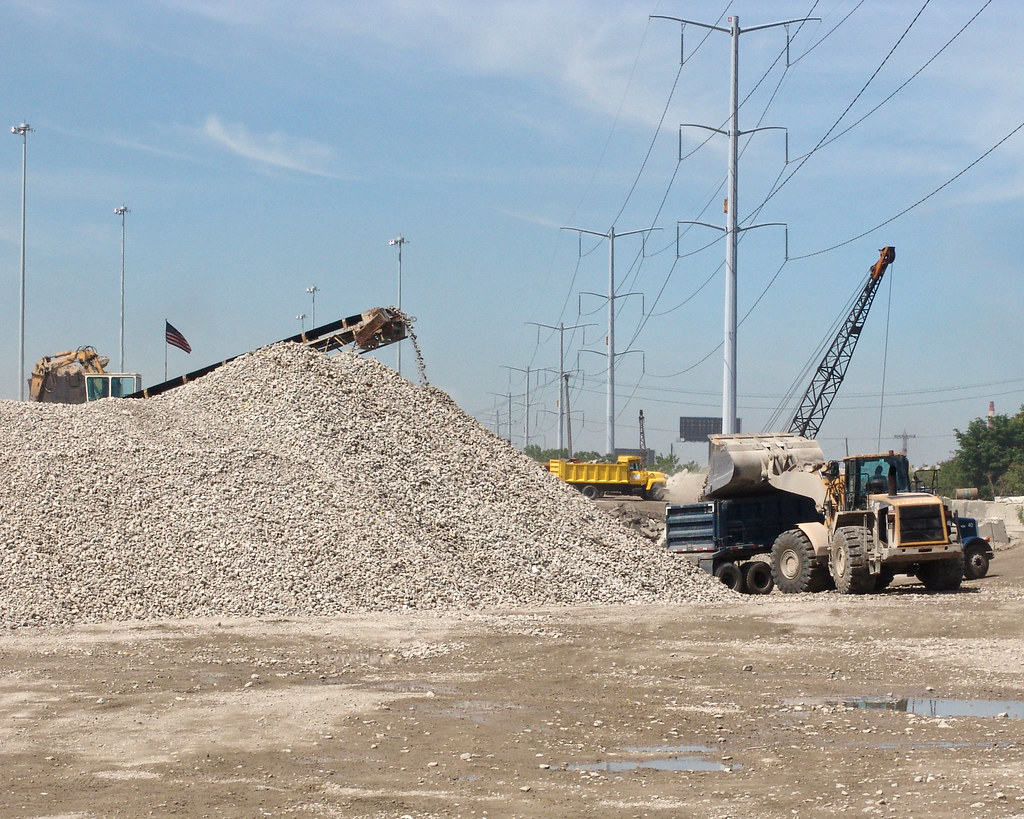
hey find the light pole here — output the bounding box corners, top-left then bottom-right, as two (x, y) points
(296, 313), (306, 332)
(114, 205), (130, 372)
(11, 122), (33, 400)
(389, 235), (407, 375)
(306, 285), (319, 328)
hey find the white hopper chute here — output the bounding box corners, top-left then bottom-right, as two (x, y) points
(704, 433), (827, 506)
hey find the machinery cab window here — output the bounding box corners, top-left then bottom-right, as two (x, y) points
(85, 374), (142, 402)
(845, 454), (911, 509)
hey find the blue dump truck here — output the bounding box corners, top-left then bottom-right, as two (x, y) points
(957, 516), (994, 580)
(665, 493), (822, 594)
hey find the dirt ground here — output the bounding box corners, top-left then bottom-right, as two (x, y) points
(2, 525), (1023, 818)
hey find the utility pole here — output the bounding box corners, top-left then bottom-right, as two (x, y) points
(894, 430), (916, 459)
(528, 320), (594, 455)
(562, 225), (658, 456)
(653, 13), (816, 434)
(564, 373), (573, 458)
(489, 391), (514, 443)
(502, 365), (533, 449)
(502, 365), (557, 450)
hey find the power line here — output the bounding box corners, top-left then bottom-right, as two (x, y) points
(790, 116), (1024, 261)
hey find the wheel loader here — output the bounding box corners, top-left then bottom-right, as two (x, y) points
(666, 433), (964, 595)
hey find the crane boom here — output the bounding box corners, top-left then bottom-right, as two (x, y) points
(788, 246), (895, 438)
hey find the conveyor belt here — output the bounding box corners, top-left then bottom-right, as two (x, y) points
(129, 307), (408, 398)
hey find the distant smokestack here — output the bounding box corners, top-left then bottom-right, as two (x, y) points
(988, 401), (995, 428)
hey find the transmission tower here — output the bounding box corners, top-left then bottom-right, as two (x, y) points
(561, 225), (658, 455)
(894, 430), (916, 458)
(528, 320), (594, 455)
(652, 13), (817, 433)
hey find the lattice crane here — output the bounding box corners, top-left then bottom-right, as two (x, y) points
(788, 246), (895, 439)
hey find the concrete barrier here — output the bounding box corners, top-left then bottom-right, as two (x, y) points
(948, 497), (1024, 545)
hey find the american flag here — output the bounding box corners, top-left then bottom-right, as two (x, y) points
(165, 321), (192, 354)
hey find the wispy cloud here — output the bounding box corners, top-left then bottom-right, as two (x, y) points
(159, 1), (665, 128)
(199, 115), (340, 178)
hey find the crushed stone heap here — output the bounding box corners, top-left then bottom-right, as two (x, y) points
(0, 344), (728, 627)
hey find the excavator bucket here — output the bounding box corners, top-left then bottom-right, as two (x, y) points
(704, 432), (827, 505)
(29, 348), (110, 403)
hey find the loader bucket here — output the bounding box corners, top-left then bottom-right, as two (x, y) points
(705, 433), (827, 504)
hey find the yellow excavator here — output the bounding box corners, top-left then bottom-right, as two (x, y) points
(29, 348), (141, 404)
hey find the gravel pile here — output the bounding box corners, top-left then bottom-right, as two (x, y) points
(0, 343), (728, 626)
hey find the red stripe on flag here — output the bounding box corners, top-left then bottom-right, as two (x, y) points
(165, 321), (192, 354)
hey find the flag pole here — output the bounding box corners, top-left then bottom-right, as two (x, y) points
(164, 319), (168, 381)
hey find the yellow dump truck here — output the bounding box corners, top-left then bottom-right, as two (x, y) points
(548, 455), (667, 500)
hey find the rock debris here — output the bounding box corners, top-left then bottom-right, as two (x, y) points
(0, 343), (727, 626)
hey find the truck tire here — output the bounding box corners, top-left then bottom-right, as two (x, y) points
(771, 529), (831, 594)
(743, 561), (774, 595)
(963, 543), (990, 580)
(917, 556), (965, 591)
(580, 485), (599, 500)
(714, 562), (745, 593)
(647, 483), (667, 502)
(830, 526), (875, 595)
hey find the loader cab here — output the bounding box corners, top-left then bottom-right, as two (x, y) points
(844, 452), (911, 510)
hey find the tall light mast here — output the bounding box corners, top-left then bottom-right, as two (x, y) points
(114, 205), (130, 371)
(11, 122), (33, 400)
(389, 235), (408, 375)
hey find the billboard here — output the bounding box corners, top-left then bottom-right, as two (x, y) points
(678, 416), (741, 442)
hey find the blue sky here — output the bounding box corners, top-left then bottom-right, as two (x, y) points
(2, 0), (1021, 468)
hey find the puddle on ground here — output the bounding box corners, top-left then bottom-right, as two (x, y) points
(870, 740), (1017, 750)
(566, 745), (741, 773)
(809, 696), (1024, 720)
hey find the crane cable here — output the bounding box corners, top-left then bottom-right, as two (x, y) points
(875, 267), (895, 450)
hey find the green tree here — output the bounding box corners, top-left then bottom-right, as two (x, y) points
(653, 452), (701, 475)
(932, 459), (967, 497)
(996, 461), (1024, 497)
(521, 445), (604, 463)
(939, 407), (1024, 499)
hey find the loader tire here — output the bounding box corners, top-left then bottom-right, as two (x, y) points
(771, 529), (830, 594)
(917, 555), (965, 591)
(714, 562), (745, 593)
(830, 526), (875, 595)
(743, 561), (774, 595)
